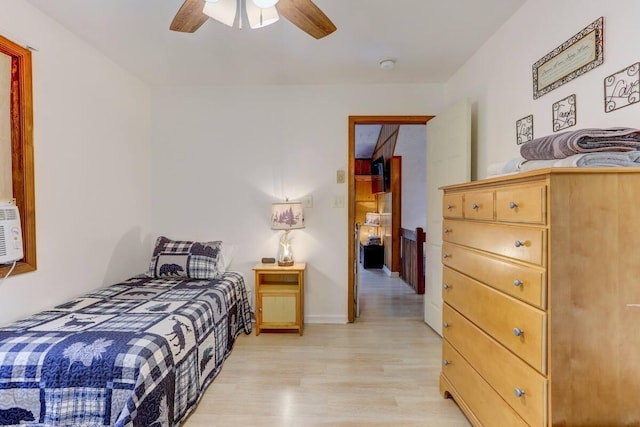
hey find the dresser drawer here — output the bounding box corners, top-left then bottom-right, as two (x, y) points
(496, 183), (547, 225)
(463, 189), (494, 220)
(443, 266), (547, 374)
(443, 304), (548, 427)
(442, 242), (546, 309)
(442, 341), (528, 427)
(443, 192), (463, 219)
(443, 219), (546, 266)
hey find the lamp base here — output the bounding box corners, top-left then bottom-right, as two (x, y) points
(278, 260), (294, 267)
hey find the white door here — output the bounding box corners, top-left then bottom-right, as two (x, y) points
(425, 99), (471, 335)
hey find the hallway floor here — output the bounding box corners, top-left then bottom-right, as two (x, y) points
(184, 266), (470, 426)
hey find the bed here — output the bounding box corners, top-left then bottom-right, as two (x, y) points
(0, 238), (252, 427)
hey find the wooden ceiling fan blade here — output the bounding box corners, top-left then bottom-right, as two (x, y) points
(276, 0), (336, 39)
(170, 0), (209, 33)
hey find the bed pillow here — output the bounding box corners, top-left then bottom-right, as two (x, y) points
(220, 243), (236, 271)
(147, 236), (224, 279)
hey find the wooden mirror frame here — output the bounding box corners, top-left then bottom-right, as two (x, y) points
(0, 34), (36, 276)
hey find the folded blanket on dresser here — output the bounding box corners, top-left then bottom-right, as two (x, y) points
(520, 127), (640, 160)
(554, 151), (640, 167)
(487, 152), (640, 176)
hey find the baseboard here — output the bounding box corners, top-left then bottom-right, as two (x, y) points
(304, 315), (349, 324)
(383, 266), (399, 277)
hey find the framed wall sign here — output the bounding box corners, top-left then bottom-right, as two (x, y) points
(516, 115), (533, 145)
(532, 17), (604, 99)
(552, 94), (576, 131)
(604, 62), (640, 113)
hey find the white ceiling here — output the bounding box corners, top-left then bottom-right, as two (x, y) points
(26, 0), (526, 86)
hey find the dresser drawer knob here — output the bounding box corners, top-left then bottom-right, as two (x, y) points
(443, 283), (450, 290)
(514, 240), (525, 248)
(443, 254), (451, 259)
(514, 388), (526, 398)
(513, 327), (524, 337)
(513, 279), (524, 287)
(509, 202), (518, 209)
(447, 204), (454, 210)
(443, 322), (450, 328)
(471, 203), (479, 210)
(443, 360), (450, 366)
(443, 228), (450, 234)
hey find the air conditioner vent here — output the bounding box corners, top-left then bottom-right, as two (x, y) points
(0, 208), (18, 221)
(0, 225), (6, 257)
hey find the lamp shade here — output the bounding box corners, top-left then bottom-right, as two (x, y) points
(271, 202), (305, 230)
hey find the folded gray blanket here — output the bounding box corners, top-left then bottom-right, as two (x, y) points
(556, 151), (640, 167)
(520, 127), (640, 160)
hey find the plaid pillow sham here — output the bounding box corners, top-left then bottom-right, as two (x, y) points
(147, 236), (224, 279)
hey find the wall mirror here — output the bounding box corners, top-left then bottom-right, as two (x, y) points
(0, 34), (36, 276)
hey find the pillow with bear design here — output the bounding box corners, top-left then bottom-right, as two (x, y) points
(147, 236), (224, 279)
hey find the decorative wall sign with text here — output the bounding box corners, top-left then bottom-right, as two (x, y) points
(604, 62), (640, 113)
(552, 94), (576, 131)
(516, 115), (534, 145)
(532, 17), (604, 99)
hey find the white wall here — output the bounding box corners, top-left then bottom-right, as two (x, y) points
(394, 125), (427, 231)
(151, 84), (444, 323)
(445, 0), (640, 179)
(0, 1), (152, 325)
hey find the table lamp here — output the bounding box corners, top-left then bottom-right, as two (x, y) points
(271, 201), (305, 266)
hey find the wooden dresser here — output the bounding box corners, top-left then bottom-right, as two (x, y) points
(439, 168), (640, 427)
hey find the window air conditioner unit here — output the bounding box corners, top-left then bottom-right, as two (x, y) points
(0, 202), (23, 264)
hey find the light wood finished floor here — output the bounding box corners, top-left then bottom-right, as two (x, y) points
(184, 267), (470, 426)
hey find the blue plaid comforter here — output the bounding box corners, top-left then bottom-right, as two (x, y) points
(0, 272), (252, 426)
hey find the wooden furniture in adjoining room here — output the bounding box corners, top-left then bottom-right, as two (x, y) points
(253, 262), (306, 335)
(359, 243), (384, 269)
(400, 227), (425, 294)
(439, 168), (640, 427)
(355, 174), (377, 243)
(377, 156), (402, 273)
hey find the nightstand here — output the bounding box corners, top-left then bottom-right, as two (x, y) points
(252, 262), (306, 335)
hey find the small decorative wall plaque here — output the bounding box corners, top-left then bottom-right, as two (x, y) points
(516, 115), (534, 145)
(604, 62), (640, 113)
(532, 17), (604, 99)
(552, 94), (576, 131)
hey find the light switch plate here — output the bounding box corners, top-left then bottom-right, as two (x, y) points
(336, 170), (346, 184)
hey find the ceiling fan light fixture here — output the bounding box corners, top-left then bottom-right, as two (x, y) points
(251, 0), (279, 8)
(246, 3), (280, 29)
(203, 0), (237, 27)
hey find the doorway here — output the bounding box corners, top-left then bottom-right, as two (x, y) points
(347, 116), (433, 322)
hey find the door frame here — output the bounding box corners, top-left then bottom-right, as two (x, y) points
(347, 115), (433, 322)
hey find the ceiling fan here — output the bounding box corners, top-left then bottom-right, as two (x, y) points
(170, 0), (337, 39)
